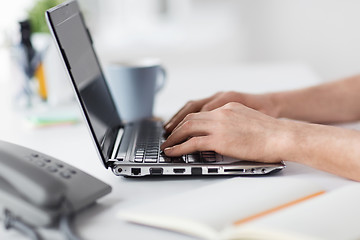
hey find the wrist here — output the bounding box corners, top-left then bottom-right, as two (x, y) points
(273, 119), (302, 162)
(267, 92), (285, 118)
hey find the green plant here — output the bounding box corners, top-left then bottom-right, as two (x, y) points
(28, 0), (64, 33)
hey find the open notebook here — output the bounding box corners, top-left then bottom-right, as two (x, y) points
(118, 177), (331, 240)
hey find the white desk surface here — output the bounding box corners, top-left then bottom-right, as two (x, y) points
(0, 61), (358, 240)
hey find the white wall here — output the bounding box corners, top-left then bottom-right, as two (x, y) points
(90, 0), (245, 66)
(239, 0), (360, 80)
(85, 0), (360, 80)
(2, 0), (359, 80)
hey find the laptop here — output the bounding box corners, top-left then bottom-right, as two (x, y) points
(46, 0), (285, 177)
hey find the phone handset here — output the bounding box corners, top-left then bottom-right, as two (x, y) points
(0, 143), (66, 208)
(0, 140), (111, 230)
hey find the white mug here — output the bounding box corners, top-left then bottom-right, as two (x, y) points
(105, 59), (166, 123)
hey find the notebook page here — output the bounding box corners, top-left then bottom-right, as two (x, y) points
(239, 183), (360, 240)
(118, 177), (324, 239)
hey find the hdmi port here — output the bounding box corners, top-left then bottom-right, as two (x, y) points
(173, 168), (185, 174)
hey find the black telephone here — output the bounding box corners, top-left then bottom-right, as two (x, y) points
(0, 140), (111, 239)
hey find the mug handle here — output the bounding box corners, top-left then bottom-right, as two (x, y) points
(155, 66), (167, 93)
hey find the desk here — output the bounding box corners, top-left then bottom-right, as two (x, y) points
(0, 61), (357, 240)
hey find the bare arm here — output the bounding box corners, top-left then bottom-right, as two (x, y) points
(162, 74), (360, 181)
(286, 120), (360, 181)
(164, 74), (360, 134)
(161, 103), (360, 181)
(273, 74), (360, 123)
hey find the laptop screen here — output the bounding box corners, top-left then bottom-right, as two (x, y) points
(46, 1), (122, 167)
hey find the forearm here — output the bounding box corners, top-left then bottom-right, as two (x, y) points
(282, 120), (360, 181)
(271, 75), (360, 123)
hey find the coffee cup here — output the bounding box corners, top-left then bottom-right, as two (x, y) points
(105, 58), (166, 122)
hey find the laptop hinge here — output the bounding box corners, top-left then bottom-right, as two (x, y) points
(110, 128), (124, 160)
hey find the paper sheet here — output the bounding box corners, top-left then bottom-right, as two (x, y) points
(118, 177), (324, 239)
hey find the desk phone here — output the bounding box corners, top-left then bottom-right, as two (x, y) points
(0, 140), (111, 228)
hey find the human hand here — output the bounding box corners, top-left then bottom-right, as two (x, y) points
(164, 91), (280, 134)
(161, 102), (291, 163)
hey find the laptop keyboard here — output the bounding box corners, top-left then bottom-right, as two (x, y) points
(131, 120), (219, 164)
(133, 121), (162, 163)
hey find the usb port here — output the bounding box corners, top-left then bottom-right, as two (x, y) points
(150, 168), (163, 175)
(173, 168), (185, 174)
(208, 168), (218, 173)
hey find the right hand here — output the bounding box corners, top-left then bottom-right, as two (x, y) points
(164, 91), (280, 134)
(161, 102), (290, 162)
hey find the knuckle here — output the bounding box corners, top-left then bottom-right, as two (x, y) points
(218, 106), (233, 115)
(224, 102), (238, 108)
(221, 102), (243, 113)
(201, 103), (212, 111)
(184, 112), (196, 121)
(185, 100), (197, 108)
(182, 119), (194, 130)
(215, 106), (235, 120)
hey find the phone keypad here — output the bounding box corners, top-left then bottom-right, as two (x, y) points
(35, 159), (46, 167)
(26, 153), (77, 180)
(60, 171), (72, 179)
(47, 165), (58, 173)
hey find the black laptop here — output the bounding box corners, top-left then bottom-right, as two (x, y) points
(46, 0), (285, 177)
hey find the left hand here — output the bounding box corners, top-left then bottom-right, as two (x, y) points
(161, 102), (292, 163)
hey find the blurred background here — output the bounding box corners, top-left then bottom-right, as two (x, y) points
(1, 0), (360, 123)
(1, 0), (360, 82)
(91, 0), (360, 81)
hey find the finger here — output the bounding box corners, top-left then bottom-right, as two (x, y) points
(161, 119), (213, 150)
(163, 136), (213, 156)
(164, 102), (199, 133)
(171, 112), (209, 135)
(164, 92), (224, 133)
(164, 103), (190, 127)
(200, 96), (231, 112)
(164, 98), (209, 133)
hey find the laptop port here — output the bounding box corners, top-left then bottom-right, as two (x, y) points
(131, 168), (141, 176)
(208, 168), (218, 173)
(224, 169), (245, 173)
(173, 168), (185, 174)
(150, 168), (163, 175)
(191, 167), (202, 175)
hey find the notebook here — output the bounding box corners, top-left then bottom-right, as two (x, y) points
(45, 0), (285, 177)
(118, 177), (326, 240)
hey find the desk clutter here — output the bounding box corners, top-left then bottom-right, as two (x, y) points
(8, 0), (76, 128)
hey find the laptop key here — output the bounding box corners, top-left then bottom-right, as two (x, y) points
(146, 151), (158, 155)
(144, 158), (158, 163)
(159, 153), (173, 163)
(172, 157), (186, 163)
(201, 151), (217, 162)
(187, 153), (201, 163)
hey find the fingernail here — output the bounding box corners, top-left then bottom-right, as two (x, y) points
(165, 122), (172, 130)
(160, 143), (165, 150)
(164, 147), (173, 152)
